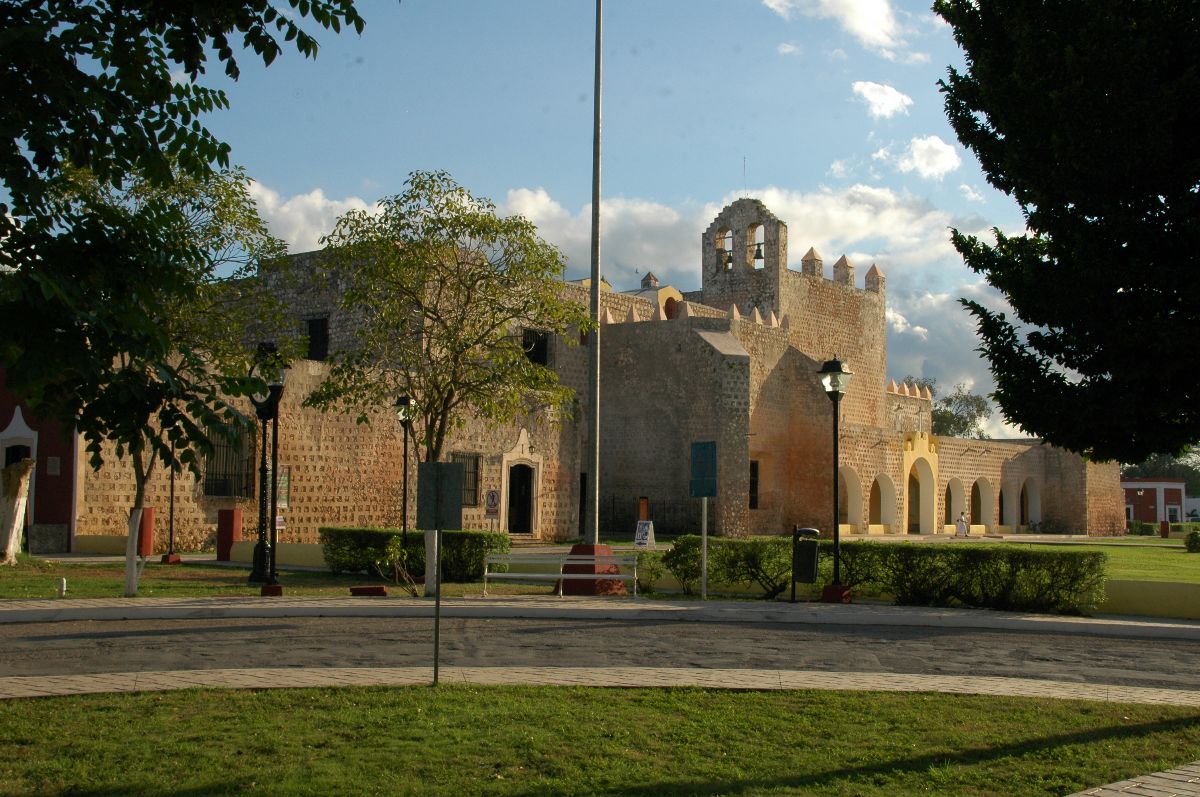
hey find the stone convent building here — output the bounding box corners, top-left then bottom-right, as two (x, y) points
(4, 198), (1125, 552)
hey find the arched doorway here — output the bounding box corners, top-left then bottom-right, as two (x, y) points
(1020, 478), (1042, 527)
(971, 478), (995, 529)
(944, 477), (965, 530)
(906, 459), (935, 534)
(868, 474), (897, 533)
(839, 465), (863, 530)
(507, 464), (534, 534)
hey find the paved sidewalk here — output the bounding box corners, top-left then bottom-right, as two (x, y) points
(1066, 762), (1200, 797)
(4, 594), (1200, 639)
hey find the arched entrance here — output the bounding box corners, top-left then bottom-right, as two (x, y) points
(1020, 478), (1042, 527)
(868, 474), (897, 533)
(971, 478), (995, 529)
(944, 477), (965, 530)
(507, 464), (534, 534)
(906, 459), (936, 534)
(839, 465), (863, 530)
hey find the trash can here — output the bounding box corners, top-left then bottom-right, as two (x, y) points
(792, 526), (820, 584)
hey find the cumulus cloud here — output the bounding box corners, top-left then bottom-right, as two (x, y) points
(763, 0), (926, 61)
(500, 188), (700, 289)
(248, 182), (372, 253)
(959, 183), (984, 202)
(851, 81), (913, 119)
(896, 135), (962, 180)
(777, 42), (801, 56)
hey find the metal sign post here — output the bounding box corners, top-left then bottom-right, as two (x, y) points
(690, 442), (717, 601)
(417, 462), (463, 687)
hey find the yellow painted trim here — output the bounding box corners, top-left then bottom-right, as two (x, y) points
(1100, 580), (1200, 620)
(229, 541), (329, 569)
(72, 535), (126, 555)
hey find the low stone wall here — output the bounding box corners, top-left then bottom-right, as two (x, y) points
(1100, 579), (1200, 620)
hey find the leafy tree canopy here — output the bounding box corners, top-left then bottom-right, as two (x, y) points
(1121, 452), (1200, 496)
(308, 170), (594, 463)
(935, 0), (1200, 462)
(903, 376), (992, 439)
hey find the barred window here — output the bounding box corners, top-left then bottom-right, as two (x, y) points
(749, 460), (760, 510)
(203, 424), (255, 498)
(451, 453), (480, 507)
(522, 329), (549, 366)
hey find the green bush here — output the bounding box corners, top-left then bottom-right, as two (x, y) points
(319, 527), (509, 581)
(1128, 520), (1157, 536)
(1171, 522), (1200, 534)
(662, 536), (703, 594)
(635, 550), (665, 593)
(1186, 531), (1200, 553)
(711, 536), (792, 599)
(318, 527), (404, 575)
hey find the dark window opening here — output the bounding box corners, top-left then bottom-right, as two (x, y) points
(203, 425), (255, 498)
(451, 453), (480, 507)
(523, 329), (549, 365)
(306, 317), (329, 361)
(749, 461), (759, 509)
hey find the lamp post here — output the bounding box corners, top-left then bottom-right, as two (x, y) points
(818, 357), (852, 602)
(248, 349), (286, 585)
(395, 396), (411, 549)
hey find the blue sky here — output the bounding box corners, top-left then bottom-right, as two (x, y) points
(204, 0), (1028, 435)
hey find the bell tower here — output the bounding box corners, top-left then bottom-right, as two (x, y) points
(701, 198), (787, 316)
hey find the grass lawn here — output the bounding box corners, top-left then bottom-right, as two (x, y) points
(1002, 543), (1200, 584)
(1, 686), (1197, 797)
(0, 557), (550, 600)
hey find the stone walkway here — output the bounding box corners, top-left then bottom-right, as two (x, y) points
(3, 594), (1199, 795)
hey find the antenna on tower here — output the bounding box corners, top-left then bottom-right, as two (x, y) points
(743, 156), (747, 196)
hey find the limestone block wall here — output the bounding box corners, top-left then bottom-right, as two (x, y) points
(778, 268), (888, 430)
(598, 315), (750, 536)
(1085, 460), (1126, 535)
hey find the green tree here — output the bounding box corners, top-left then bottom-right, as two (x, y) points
(902, 376), (992, 439)
(0, 2), (363, 593)
(308, 171), (593, 463)
(1121, 452), (1200, 497)
(934, 0), (1200, 462)
(24, 165), (294, 595)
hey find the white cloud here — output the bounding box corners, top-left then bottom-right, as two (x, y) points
(763, 0), (926, 61)
(777, 42), (801, 56)
(871, 146), (891, 162)
(886, 307), (928, 340)
(829, 159), (852, 179)
(248, 182), (372, 253)
(896, 135), (962, 180)
(851, 81), (913, 119)
(959, 183), (984, 202)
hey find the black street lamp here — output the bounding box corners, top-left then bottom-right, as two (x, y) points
(818, 356), (852, 602)
(395, 396), (412, 549)
(248, 348), (286, 585)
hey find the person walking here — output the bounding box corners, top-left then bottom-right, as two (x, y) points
(955, 511), (969, 538)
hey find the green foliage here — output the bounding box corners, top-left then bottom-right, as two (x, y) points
(307, 170), (593, 463)
(635, 550), (665, 594)
(1185, 531), (1200, 553)
(318, 527), (404, 576)
(1122, 453), (1200, 495)
(819, 541), (1107, 615)
(711, 536), (792, 599)
(661, 536), (703, 594)
(934, 0), (1200, 461)
(902, 376), (992, 439)
(1127, 521), (1157, 537)
(320, 527), (510, 582)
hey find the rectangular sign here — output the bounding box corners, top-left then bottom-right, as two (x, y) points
(689, 441), (717, 498)
(634, 520), (656, 548)
(484, 489), (500, 519)
(417, 461), (464, 530)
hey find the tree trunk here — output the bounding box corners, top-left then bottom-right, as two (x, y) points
(1, 459), (34, 565)
(124, 452), (153, 597)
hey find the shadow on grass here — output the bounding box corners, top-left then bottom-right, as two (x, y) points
(503, 714), (1200, 797)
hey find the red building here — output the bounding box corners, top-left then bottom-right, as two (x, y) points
(1121, 478), (1186, 524)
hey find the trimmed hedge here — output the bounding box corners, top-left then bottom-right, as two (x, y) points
(1186, 531), (1200, 553)
(318, 527), (510, 581)
(660, 536), (1107, 614)
(1128, 520), (1157, 536)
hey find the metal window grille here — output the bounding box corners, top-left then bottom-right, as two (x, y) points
(451, 453), (480, 507)
(749, 461), (760, 509)
(522, 329), (549, 366)
(203, 425), (255, 498)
